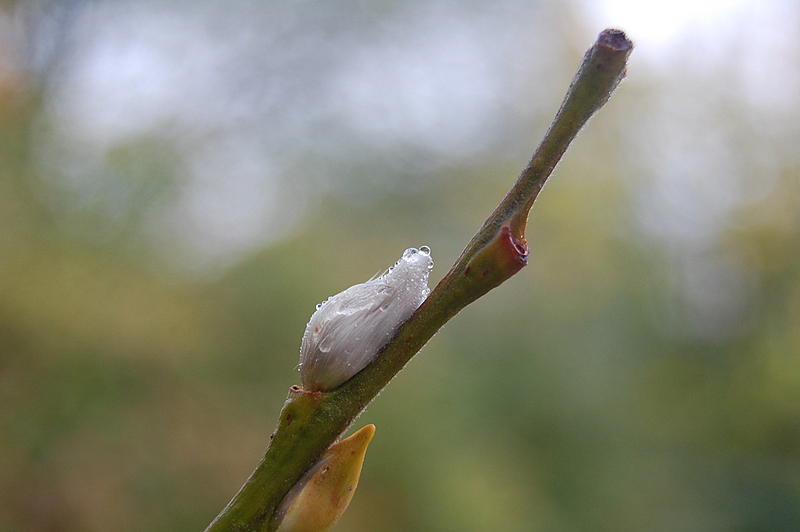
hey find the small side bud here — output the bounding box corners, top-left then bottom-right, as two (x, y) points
(463, 226), (528, 293)
(272, 424), (376, 532)
(299, 246), (433, 392)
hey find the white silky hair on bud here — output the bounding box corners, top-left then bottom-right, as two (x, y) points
(299, 246), (433, 392)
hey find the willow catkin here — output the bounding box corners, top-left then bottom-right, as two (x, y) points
(299, 246), (433, 392)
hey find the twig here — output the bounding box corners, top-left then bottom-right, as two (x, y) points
(205, 28), (633, 532)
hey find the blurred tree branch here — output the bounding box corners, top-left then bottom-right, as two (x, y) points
(205, 29), (633, 532)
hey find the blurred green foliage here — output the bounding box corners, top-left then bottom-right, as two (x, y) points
(2, 1), (800, 531)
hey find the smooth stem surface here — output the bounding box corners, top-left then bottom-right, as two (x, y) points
(205, 29), (632, 532)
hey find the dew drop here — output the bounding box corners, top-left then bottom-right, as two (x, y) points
(402, 247), (418, 260)
(318, 334), (334, 353)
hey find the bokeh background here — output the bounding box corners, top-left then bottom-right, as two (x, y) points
(2, 0), (799, 530)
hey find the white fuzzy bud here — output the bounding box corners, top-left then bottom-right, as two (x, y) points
(299, 246), (433, 392)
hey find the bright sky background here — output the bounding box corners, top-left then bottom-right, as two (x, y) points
(582, 0), (754, 55)
(587, 0), (752, 42)
(581, 0), (798, 110)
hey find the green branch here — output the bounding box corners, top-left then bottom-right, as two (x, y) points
(205, 28), (633, 532)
